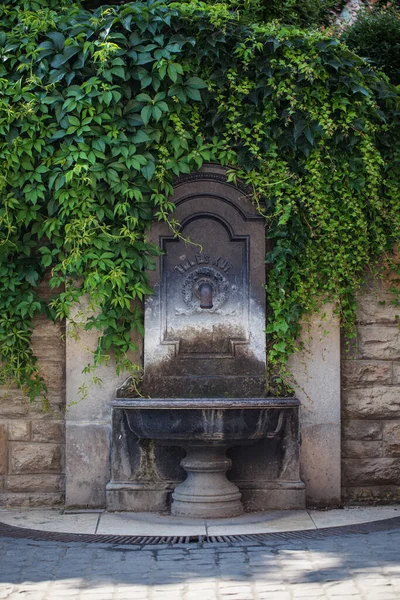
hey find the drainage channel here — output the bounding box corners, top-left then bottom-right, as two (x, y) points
(1, 517), (400, 547)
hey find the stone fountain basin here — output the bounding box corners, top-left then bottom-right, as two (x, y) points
(112, 397), (299, 445)
(112, 397), (299, 518)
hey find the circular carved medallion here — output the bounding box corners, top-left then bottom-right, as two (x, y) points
(181, 267), (230, 313)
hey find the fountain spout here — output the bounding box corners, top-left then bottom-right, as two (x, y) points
(198, 281), (213, 309)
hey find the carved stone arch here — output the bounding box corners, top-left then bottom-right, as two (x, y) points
(143, 164), (266, 397)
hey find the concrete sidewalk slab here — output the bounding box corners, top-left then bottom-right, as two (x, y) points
(0, 505), (399, 537)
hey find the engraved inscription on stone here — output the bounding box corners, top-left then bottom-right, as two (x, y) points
(174, 254), (233, 275)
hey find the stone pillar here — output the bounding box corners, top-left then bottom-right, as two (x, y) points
(289, 307), (341, 507)
(65, 301), (141, 508)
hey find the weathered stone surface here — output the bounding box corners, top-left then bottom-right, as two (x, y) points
(5, 474), (63, 492)
(9, 443), (62, 474)
(0, 492), (63, 507)
(342, 485), (400, 504)
(144, 165), (266, 398)
(342, 458), (400, 485)
(383, 422), (400, 457)
(35, 270), (64, 300)
(31, 420), (64, 443)
(0, 395), (29, 417)
(28, 396), (65, 420)
(393, 362), (400, 384)
(66, 423), (110, 508)
(0, 477), (4, 492)
(343, 386), (400, 419)
(290, 307), (341, 508)
(358, 325), (400, 360)
(298, 422), (341, 508)
(357, 280), (400, 324)
(341, 360), (392, 387)
(342, 440), (382, 459)
(341, 333), (359, 359)
(31, 317), (65, 363)
(342, 420), (382, 441)
(8, 420), (30, 441)
(37, 361), (65, 392)
(0, 424), (7, 475)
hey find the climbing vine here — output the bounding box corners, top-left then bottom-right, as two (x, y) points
(0, 0), (399, 400)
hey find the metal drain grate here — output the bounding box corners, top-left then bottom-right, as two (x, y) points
(1, 516), (400, 547)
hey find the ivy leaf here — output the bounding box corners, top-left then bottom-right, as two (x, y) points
(294, 117), (305, 141)
(24, 269), (40, 287)
(47, 32), (65, 51)
(142, 161), (155, 181)
(42, 254), (53, 268)
(132, 130), (150, 144)
(51, 46), (80, 68)
(186, 77), (208, 89)
(48, 69), (66, 84)
(351, 84), (370, 97)
(93, 139), (106, 152)
(167, 63), (182, 82)
(136, 93), (152, 103)
(186, 87), (201, 101)
(141, 105), (152, 125)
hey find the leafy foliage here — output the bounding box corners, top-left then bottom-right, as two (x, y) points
(83, 0), (344, 26)
(0, 0), (399, 400)
(343, 6), (400, 85)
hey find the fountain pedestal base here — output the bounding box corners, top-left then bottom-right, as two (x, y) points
(172, 446), (243, 518)
(107, 398), (305, 516)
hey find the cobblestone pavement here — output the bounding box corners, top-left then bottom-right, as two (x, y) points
(0, 528), (399, 599)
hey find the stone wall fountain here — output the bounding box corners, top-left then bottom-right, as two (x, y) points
(106, 165), (306, 516)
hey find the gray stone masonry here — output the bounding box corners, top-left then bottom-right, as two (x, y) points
(342, 271), (400, 503)
(0, 274), (65, 507)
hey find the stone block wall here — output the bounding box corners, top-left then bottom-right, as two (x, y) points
(0, 278), (66, 507)
(1, 270), (400, 508)
(342, 275), (400, 503)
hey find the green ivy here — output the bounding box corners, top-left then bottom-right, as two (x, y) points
(0, 0), (399, 400)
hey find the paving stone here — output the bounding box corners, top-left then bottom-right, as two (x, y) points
(0, 528), (400, 600)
